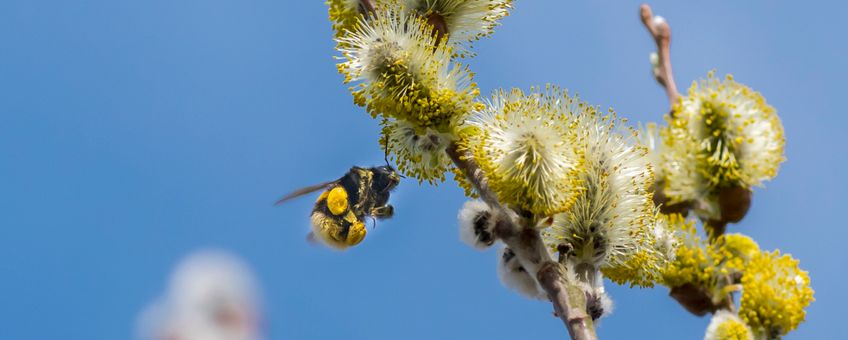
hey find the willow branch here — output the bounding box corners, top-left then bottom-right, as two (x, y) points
(447, 143), (596, 340)
(407, 7), (594, 339)
(640, 4), (679, 110)
(538, 262), (596, 340)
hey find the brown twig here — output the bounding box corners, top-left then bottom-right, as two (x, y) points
(640, 4), (679, 110)
(638, 4), (744, 318)
(642, 4), (692, 221)
(445, 144), (500, 208)
(447, 143), (597, 340)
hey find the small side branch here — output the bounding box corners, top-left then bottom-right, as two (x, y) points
(639, 5), (743, 318)
(640, 4), (679, 109)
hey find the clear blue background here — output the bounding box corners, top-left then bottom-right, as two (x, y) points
(1, 1), (845, 339)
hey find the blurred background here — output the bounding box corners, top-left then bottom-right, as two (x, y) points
(1, 1), (845, 339)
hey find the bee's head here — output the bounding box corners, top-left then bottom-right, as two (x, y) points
(372, 165), (401, 192)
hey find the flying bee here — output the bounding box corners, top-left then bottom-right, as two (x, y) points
(277, 166), (401, 249)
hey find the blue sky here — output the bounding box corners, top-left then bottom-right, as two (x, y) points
(1, 1), (846, 339)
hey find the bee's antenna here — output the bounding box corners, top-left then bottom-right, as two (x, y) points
(382, 133), (391, 168)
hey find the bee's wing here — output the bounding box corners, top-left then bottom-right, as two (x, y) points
(274, 181), (336, 205)
(305, 232), (323, 247)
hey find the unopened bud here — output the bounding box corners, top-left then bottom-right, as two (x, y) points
(652, 15), (666, 28)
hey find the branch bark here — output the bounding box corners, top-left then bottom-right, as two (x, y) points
(538, 262), (596, 340)
(447, 143), (597, 340)
(640, 4), (679, 110)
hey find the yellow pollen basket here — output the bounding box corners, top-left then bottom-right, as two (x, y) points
(326, 186), (349, 216)
(346, 221), (367, 246)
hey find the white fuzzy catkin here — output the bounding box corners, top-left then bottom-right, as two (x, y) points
(401, 0), (513, 47)
(458, 200), (497, 249)
(583, 284), (614, 321)
(137, 250), (263, 340)
(497, 247), (546, 300)
(545, 112), (657, 287)
(464, 87), (582, 216)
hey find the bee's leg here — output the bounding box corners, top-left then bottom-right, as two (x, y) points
(370, 205), (394, 219)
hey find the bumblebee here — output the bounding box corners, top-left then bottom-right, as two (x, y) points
(277, 166), (401, 249)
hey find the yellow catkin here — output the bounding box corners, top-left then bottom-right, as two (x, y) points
(739, 250), (813, 338)
(662, 71), (784, 220)
(708, 313), (753, 340)
(464, 87), (583, 216)
(661, 216), (713, 288)
(327, 0), (362, 39)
